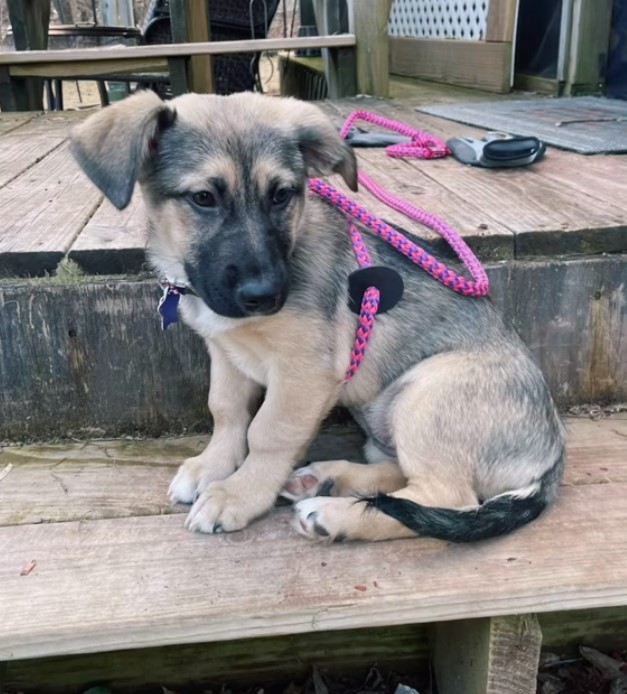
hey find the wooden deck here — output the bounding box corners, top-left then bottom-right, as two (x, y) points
(1, 98), (627, 278)
(0, 417), (626, 669)
(1, 93), (627, 691)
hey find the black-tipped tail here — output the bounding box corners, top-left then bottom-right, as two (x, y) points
(365, 488), (547, 543)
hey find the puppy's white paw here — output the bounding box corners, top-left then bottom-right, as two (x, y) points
(185, 480), (264, 534)
(168, 459), (201, 505)
(168, 453), (236, 505)
(293, 497), (356, 542)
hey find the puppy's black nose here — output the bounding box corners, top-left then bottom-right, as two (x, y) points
(236, 279), (282, 314)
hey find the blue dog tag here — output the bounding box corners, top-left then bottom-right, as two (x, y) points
(158, 285), (182, 331)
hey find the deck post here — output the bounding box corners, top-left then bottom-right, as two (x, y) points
(565, 0), (613, 94)
(5, 0), (50, 110)
(0, 67), (18, 112)
(312, 1), (357, 98)
(432, 614), (543, 694)
(169, 0), (214, 94)
(353, 0), (392, 97)
(325, 47), (357, 99)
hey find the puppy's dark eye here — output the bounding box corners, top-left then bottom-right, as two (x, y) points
(190, 191), (217, 208)
(272, 188), (294, 207)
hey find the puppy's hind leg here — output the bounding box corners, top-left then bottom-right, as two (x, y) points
(294, 350), (562, 543)
(283, 459), (406, 501)
(294, 354), (482, 542)
(293, 476), (479, 542)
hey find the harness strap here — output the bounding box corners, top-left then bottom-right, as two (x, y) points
(309, 110), (490, 382)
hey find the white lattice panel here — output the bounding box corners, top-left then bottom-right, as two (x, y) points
(389, 0), (490, 41)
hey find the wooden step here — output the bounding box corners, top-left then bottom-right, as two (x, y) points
(0, 417), (626, 663)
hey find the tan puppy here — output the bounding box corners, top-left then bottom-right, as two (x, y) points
(71, 91), (565, 542)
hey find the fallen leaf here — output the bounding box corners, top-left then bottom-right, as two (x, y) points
(20, 560), (36, 576)
(312, 666), (329, 694)
(281, 682), (302, 694)
(0, 462), (13, 482)
(394, 684), (421, 694)
(540, 678), (564, 694)
(580, 646), (627, 681)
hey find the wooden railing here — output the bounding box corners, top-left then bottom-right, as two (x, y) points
(0, 0), (394, 111)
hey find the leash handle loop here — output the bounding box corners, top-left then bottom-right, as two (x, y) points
(339, 109), (450, 159)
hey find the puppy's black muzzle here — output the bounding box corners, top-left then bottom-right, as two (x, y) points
(236, 277), (286, 316)
(186, 251), (289, 319)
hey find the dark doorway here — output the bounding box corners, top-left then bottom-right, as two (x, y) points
(515, 0), (563, 78)
(607, 0), (627, 98)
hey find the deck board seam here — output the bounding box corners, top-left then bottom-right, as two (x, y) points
(376, 155), (517, 242)
(0, 113), (40, 137)
(0, 137), (67, 191)
(61, 194), (107, 268)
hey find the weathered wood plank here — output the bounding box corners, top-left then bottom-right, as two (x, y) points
(564, 418), (627, 486)
(0, 109), (88, 131)
(0, 144), (103, 276)
(510, 257), (627, 405)
(485, 0), (519, 42)
(389, 75), (509, 102)
(0, 113), (81, 189)
(0, 456), (179, 526)
(389, 37), (512, 93)
(0, 256), (625, 440)
(566, 0), (614, 94)
(4, 624), (430, 693)
(371, 105), (627, 256)
(530, 152), (627, 216)
(433, 614), (542, 694)
(354, 0), (392, 97)
(0, 281), (210, 440)
(0, 132), (64, 189)
(0, 112), (38, 135)
(0, 36), (357, 65)
(0, 418), (621, 527)
(540, 606), (627, 653)
(383, 103), (627, 217)
(69, 193), (148, 274)
(0, 427), (365, 526)
(328, 100), (627, 256)
(1, 482), (627, 661)
(321, 102), (515, 260)
(6, 609), (627, 694)
(10, 57), (170, 79)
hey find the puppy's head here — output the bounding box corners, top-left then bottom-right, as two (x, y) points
(70, 91), (357, 318)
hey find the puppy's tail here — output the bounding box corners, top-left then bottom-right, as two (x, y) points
(364, 455), (563, 543)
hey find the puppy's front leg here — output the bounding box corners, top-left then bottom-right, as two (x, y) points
(169, 341), (262, 504)
(186, 370), (340, 534)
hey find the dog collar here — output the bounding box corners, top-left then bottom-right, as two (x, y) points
(158, 279), (195, 331)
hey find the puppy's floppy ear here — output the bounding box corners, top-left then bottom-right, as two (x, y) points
(296, 118), (358, 192)
(70, 90), (176, 209)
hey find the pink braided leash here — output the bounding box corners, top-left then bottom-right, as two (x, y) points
(344, 225), (380, 381)
(309, 110), (490, 383)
